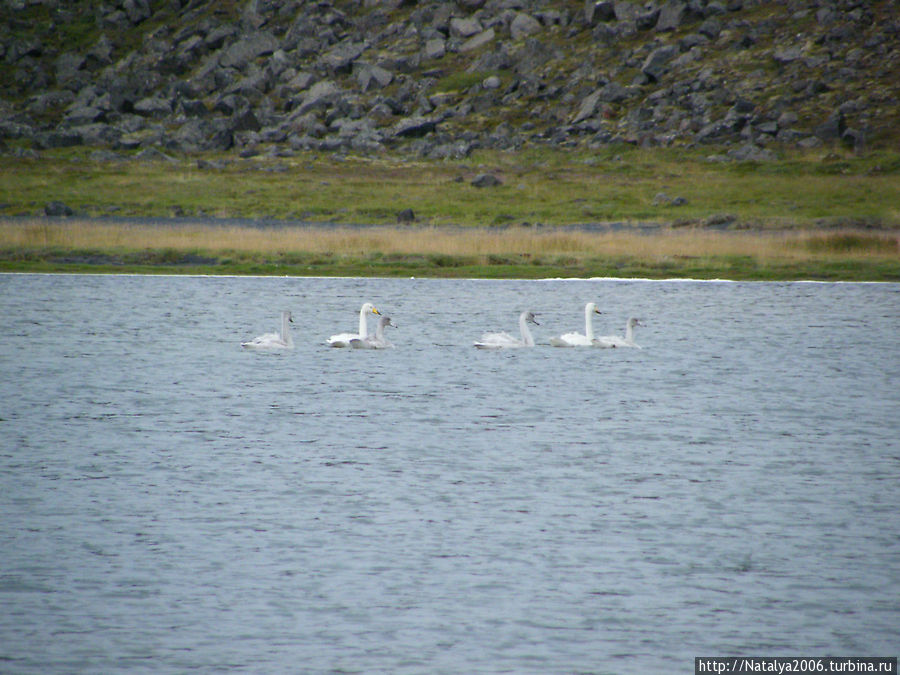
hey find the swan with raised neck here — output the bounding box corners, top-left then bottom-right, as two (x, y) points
(595, 317), (644, 348)
(328, 302), (380, 347)
(242, 310), (294, 350)
(351, 316), (396, 349)
(474, 311), (539, 349)
(549, 302), (602, 347)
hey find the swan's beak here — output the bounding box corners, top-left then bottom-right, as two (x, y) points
(372, 307), (381, 315)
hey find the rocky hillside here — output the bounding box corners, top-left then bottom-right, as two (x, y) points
(1, 0), (898, 161)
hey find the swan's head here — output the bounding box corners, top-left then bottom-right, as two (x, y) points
(381, 316), (396, 328)
(283, 311), (293, 323)
(586, 302), (601, 314)
(362, 303), (380, 315)
(628, 317), (643, 327)
(524, 311), (539, 325)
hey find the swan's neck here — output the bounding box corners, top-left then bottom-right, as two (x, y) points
(281, 313), (293, 347)
(358, 307), (369, 339)
(584, 306), (596, 340)
(375, 322), (384, 340)
(624, 320), (634, 343)
(519, 313), (535, 346)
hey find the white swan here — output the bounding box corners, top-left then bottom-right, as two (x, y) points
(242, 310), (294, 350)
(328, 302), (380, 348)
(474, 311), (539, 349)
(350, 316), (396, 349)
(549, 302), (603, 347)
(595, 317), (644, 349)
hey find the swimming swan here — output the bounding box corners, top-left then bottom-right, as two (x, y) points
(549, 302), (603, 347)
(350, 316), (396, 349)
(595, 317), (644, 348)
(474, 311), (539, 349)
(328, 302), (380, 348)
(242, 310), (294, 350)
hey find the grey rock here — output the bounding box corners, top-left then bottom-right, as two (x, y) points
(598, 81), (633, 103)
(572, 90), (602, 123)
(393, 115), (440, 138)
(86, 35), (115, 66)
(698, 17), (722, 39)
(355, 63), (394, 91)
(320, 41), (366, 74)
(27, 90), (75, 115)
(642, 45), (679, 82)
(293, 80), (341, 115)
(69, 123), (120, 146)
(397, 208), (416, 223)
(510, 13), (542, 40)
(728, 143), (776, 161)
(773, 47), (802, 64)
(205, 24), (238, 50)
(55, 52), (86, 85)
(815, 112), (845, 142)
(33, 131), (83, 149)
(424, 38), (446, 60)
(64, 105), (106, 126)
(482, 75), (502, 90)
(459, 28), (495, 53)
(585, 1), (616, 24)
(450, 17), (483, 38)
(471, 173), (502, 188)
(219, 31), (279, 69)
(134, 97), (173, 118)
(777, 111), (798, 128)
(656, 1), (687, 32)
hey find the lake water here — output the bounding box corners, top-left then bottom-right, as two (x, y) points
(1, 274), (898, 674)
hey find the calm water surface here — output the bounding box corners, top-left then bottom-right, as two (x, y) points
(1, 274), (898, 674)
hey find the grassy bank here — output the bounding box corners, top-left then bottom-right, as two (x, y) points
(1, 147), (898, 279)
(2, 219), (898, 280)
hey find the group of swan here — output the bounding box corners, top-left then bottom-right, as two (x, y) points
(242, 303), (395, 351)
(549, 302), (643, 349)
(243, 301), (641, 352)
(326, 302), (396, 349)
(477, 302), (642, 349)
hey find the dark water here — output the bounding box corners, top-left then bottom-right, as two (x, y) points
(1, 274), (898, 674)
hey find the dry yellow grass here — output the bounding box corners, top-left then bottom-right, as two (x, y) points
(2, 219), (897, 264)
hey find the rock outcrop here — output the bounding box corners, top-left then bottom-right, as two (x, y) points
(1, 0), (897, 159)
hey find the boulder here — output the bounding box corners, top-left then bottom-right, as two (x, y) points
(293, 80), (341, 115)
(219, 31), (279, 69)
(460, 28), (496, 53)
(320, 41), (366, 74)
(815, 112), (845, 142)
(424, 38), (446, 60)
(572, 90), (602, 123)
(642, 45), (679, 81)
(471, 173), (502, 188)
(450, 17), (483, 38)
(392, 115), (439, 138)
(585, 1), (616, 24)
(599, 81), (633, 103)
(355, 63), (393, 91)
(656, 2), (687, 32)
(510, 13), (542, 40)
(133, 96), (173, 118)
